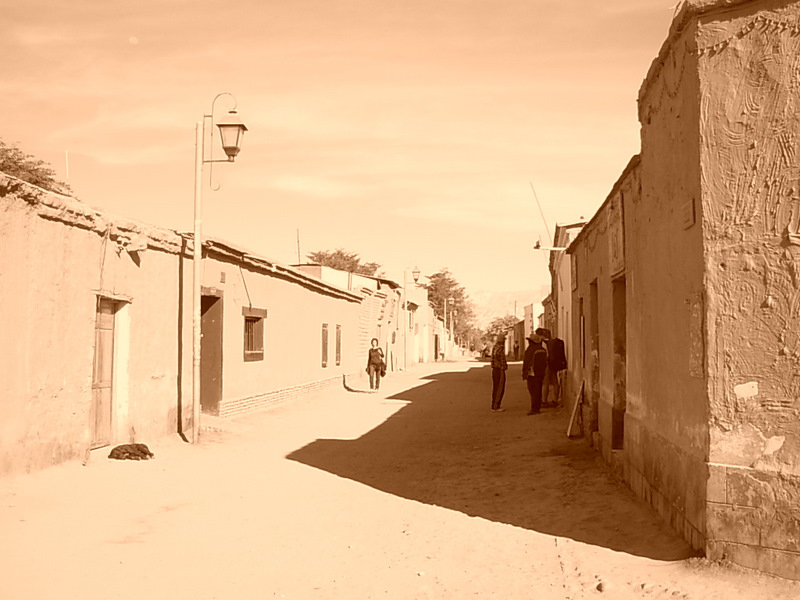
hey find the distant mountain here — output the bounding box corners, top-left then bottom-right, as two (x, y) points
(470, 286), (550, 328)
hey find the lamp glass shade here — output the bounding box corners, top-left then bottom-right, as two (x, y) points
(217, 110), (248, 159)
(412, 268), (421, 282)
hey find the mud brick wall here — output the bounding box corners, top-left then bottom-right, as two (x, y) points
(631, 1), (710, 553)
(696, 0), (800, 577)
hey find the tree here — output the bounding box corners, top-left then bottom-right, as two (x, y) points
(306, 248), (383, 276)
(0, 139), (72, 195)
(485, 314), (519, 339)
(425, 268), (476, 342)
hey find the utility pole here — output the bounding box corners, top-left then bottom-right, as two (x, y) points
(530, 182), (553, 245)
(403, 270), (408, 371)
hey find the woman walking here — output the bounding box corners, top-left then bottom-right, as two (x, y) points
(366, 338), (385, 392)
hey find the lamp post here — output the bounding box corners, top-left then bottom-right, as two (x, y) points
(443, 298), (448, 354)
(191, 93), (248, 443)
(443, 296), (454, 358)
(402, 267), (421, 370)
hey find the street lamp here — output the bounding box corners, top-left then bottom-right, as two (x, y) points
(191, 93), (247, 443)
(534, 240), (568, 251)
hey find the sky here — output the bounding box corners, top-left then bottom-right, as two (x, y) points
(3, 0), (678, 307)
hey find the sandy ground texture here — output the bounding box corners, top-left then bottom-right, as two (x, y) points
(2, 360), (799, 600)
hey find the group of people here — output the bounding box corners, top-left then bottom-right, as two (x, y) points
(490, 328), (566, 414)
(366, 330), (567, 406)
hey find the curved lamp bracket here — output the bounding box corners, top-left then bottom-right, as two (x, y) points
(203, 92), (244, 191)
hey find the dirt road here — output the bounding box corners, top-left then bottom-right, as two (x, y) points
(1, 361), (798, 599)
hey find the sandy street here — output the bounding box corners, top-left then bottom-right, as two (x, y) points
(1, 360), (798, 600)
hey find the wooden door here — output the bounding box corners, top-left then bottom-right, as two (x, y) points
(201, 295), (223, 416)
(91, 299), (116, 448)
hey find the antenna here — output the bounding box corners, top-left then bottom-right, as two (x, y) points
(296, 229), (301, 263)
(65, 150), (70, 180)
(530, 182), (553, 245)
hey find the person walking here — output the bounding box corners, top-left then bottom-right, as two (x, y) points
(490, 334), (508, 411)
(366, 338), (385, 392)
(522, 333), (548, 415)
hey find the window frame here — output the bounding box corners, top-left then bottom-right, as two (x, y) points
(242, 307), (267, 362)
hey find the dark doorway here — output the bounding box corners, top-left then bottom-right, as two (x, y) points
(201, 294), (223, 416)
(612, 276), (627, 450)
(434, 334), (440, 361)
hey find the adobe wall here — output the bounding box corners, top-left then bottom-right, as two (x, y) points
(568, 159), (638, 471)
(631, 7), (710, 551)
(204, 254), (362, 418)
(694, 0), (800, 579)
(0, 175), (377, 476)
(0, 176), (191, 476)
(568, 200), (614, 457)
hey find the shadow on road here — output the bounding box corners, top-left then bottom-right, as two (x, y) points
(287, 365), (695, 561)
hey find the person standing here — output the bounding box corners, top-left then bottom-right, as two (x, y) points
(366, 338), (385, 392)
(522, 333), (548, 415)
(542, 333), (567, 406)
(535, 327), (554, 407)
(490, 334), (508, 411)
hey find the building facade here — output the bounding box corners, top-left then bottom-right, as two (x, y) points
(565, 0), (800, 580)
(567, 157), (640, 469)
(0, 174), (411, 477)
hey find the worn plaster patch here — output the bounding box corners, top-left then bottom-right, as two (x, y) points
(734, 381), (759, 400)
(762, 436), (786, 457)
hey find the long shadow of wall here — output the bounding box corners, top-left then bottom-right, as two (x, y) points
(287, 366), (694, 561)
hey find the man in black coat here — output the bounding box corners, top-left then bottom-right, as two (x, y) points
(522, 333), (548, 415)
(490, 334), (508, 411)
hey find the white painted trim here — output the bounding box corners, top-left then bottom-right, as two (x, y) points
(112, 302), (131, 443)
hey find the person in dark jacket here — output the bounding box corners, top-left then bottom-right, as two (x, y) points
(536, 327), (567, 406)
(522, 333), (548, 415)
(366, 338), (385, 392)
(490, 334), (508, 411)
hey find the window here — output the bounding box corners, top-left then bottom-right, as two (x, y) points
(242, 307), (267, 362)
(335, 325), (342, 366)
(321, 323), (329, 368)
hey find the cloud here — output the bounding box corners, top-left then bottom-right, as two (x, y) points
(4, 0), (675, 297)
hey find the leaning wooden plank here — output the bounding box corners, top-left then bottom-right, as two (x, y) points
(566, 381), (584, 438)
